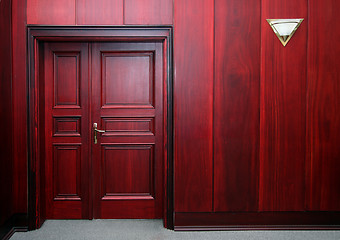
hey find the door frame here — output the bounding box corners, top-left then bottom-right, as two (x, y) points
(27, 26), (173, 230)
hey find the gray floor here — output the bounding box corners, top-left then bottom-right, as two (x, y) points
(11, 220), (340, 240)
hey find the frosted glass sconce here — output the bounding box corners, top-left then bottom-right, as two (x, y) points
(267, 19), (304, 46)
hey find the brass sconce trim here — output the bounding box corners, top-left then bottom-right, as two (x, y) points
(267, 18), (304, 46)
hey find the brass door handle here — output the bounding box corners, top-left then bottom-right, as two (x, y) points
(93, 123), (105, 144)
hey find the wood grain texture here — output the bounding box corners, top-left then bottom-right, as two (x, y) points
(101, 146), (154, 197)
(213, 0), (260, 212)
(0, 0), (13, 226)
(53, 145), (82, 200)
(174, 212), (340, 229)
(12, 0), (28, 216)
(174, 0), (214, 212)
(91, 42), (164, 219)
(44, 42), (90, 219)
(124, 0), (172, 25)
(76, 0), (123, 25)
(259, 0), (308, 211)
(54, 54), (80, 106)
(306, 0), (340, 211)
(101, 52), (153, 107)
(27, 28), (172, 229)
(102, 118), (154, 135)
(27, 0), (75, 25)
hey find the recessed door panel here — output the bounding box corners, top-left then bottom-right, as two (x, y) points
(53, 117), (81, 136)
(101, 145), (154, 199)
(54, 53), (80, 107)
(101, 52), (154, 108)
(53, 145), (82, 200)
(102, 117), (154, 136)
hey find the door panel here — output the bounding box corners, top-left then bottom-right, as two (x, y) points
(91, 42), (164, 219)
(43, 41), (164, 219)
(101, 51), (154, 107)
(44, 42), (90, 219)
(101, 145), (154, 199)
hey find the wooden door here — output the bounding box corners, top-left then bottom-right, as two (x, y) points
(91, 42), (164, 219)
(44, 42), (90, 219)
(43, 41), (164, 219)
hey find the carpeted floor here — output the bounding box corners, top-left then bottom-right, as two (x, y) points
(11, 220), (340, 240)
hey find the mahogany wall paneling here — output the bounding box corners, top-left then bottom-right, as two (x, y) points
(27, 0), (75, 25)
(174, 0), (214, 212)
(0, 0), (13, 226)
(306, 0), (340, 211)
(12, 0), (28, 214)
(174, 212), (340, 230)
(77, 0), (123, 25)
(43, 42), (90, 219)
(214, 0), (260, 211)
(124, 0), (173, 25)
(259, 0), (307, 211)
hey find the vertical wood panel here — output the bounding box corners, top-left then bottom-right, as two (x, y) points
(214, 0), (260, 212)
(53, 146), (81, 200)
(124, 0), (172, 25)
(0, 0), (13, 225)
(54, 54), (80, 107)
(259, 0), (307, 211)
(12, 0), (27, 214)
(76, 0), (123, 25)
(27, 0), (75, 25)
(174, 0), (214, 212)
(306, 0), (340, 211)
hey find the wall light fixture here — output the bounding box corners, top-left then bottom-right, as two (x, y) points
(267, 19), (304, 46)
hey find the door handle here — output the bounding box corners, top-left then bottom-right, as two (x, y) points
(93, 123), (105, 144)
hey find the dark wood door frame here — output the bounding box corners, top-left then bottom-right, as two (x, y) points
(27, 26), (173, 230)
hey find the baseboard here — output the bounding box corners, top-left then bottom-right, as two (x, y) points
(174, 212), (340, 231)
(0, 214), (28, 240)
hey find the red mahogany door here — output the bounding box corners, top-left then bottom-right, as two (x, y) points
(43, 41), (164, 219)
(44, 42), (90, 219)
(91, 42), (164, 219)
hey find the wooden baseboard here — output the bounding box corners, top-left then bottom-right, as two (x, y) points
(174, 212), (340, 231)
(0, 214), (28, 240)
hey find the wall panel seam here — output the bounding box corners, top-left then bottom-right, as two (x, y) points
(212, 0), (215, 213)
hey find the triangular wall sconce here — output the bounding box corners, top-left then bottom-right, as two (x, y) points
(267, 19), (304, 46)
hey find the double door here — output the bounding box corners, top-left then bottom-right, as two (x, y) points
(43, 41), (164, 219)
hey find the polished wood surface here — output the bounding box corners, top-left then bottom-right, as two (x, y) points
(11, 0), (340, 229)
(214, 0), (260, 212)
(27, 27), (172, 229)
(259, 0), (308, 211)
(27, 0), (172, 25)
(306, 0), (340, 211)
(0, 0), (14, 226)
(27, 0), (75, 25)
(174, 0), (214, 212)
(77, 0), (123, 25)
(124, 0), (172, 25)
(175, 212), (340, 230)
(43, 42), (90, 219)
(12, 0), (28, 215)
(91, 42), (164, 219)
(39, 40), (165, 219)
(100, 52), (153, 106)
